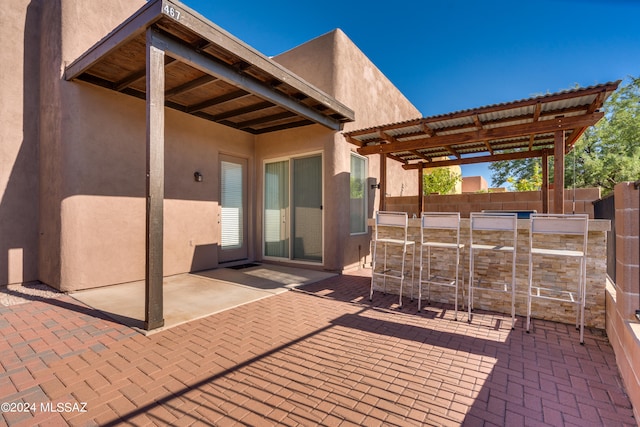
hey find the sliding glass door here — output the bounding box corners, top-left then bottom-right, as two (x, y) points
(264, 160), (289, 258)
(264, 154), (322, 263)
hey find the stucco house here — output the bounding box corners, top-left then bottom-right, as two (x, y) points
(1, 0), (421, 308)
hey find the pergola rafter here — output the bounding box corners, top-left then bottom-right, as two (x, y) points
(344, 81), (620, 214)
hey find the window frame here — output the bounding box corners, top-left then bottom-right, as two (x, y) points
(349, 152), (368, 235)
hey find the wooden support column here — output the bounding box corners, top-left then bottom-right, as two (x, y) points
(379, 153), (387, 211)
(144, 29), (165, 330)
(553, 130), (565, 214)
(542, 149), (549, 213)
(418, 162), (424, 214)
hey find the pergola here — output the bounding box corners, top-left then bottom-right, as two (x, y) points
(344, 82), (620, 213)
(64, 0), (354, 330)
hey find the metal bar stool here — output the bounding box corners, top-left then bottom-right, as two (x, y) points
(468, 212), (517, 329)
(370, 211), (416, 308)
(527, 213), (589, 344)
(418, 212), (464, 320)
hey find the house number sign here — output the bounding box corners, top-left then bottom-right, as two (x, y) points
(164, 5), (181, 20)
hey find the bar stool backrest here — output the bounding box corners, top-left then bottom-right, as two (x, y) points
(376, 211), (408, 228)
(375, 211), (409, 241)
(470, 212), (517, 231)
(530, 213), (588, 235)
(421, 212), (460, 244)
(421, 212), (460, 230)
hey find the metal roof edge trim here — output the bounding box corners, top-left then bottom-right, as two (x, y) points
(344, 80), (621, 137)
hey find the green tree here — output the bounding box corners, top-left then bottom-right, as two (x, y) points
(568, 76), (640, 195)
(506, 161), (542, 191)
(490, 76), (640, 194)
(423, 168), (461, 195)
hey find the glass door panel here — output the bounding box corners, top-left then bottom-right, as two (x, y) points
(292, 155), (322, 262)
(264, 154), (322, 263)
(264, 160), (289, 258)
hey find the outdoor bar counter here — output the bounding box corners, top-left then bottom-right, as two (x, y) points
(369, 217), (610, 329)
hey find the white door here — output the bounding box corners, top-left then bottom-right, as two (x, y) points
(219, 155), (248, 263)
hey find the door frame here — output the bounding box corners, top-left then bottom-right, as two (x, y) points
(262, 151), (324, 265)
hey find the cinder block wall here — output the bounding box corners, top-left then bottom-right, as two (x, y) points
(606, 181), (640, 421)
(386, 188), (601, 218)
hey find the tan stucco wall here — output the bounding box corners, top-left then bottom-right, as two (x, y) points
(36, 0), (257, 291)
(4, 1), (424, 289)
(0, 0), (42, 286)
(54, 81), (254, 291)
(272, 29), (421, 270)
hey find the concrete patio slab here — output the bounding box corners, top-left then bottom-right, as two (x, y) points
(70, 264), (335, 333)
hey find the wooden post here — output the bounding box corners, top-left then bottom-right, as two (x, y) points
(542, 149), (549, 213)
(144, 29), (165, 330)
(553, 130), (565, 214)
(379, 153), (386, 211)
(418, 162), (424, 214)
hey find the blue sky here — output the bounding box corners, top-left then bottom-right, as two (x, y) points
(181, 0), (640, 185)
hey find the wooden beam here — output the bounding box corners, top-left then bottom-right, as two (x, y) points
(402, 149), (547, 170)
(114, 57), (178, 92)
(208, 101), (273, 121)
(379, 130), (399, 144)
(161, 0), (354, 121)
(144, 28), (165, 331)
(418, 163), (424, 214)
(565, 127), (587, 152)
(236, 111), (296, 129)
(445, 146), (461, 159)
(165, 74), (217, 98)
(410, 150), (431, 162)
(345, 135), (364, 147)
(186, 89), (250, 113)
(379, 154), (387, 211)
(151, 31), (345, 130)
(357, 112), (604, 156)
(554, 130), (565, 214)
(533, 102), (542, 121)
(483, 140), (494, 154)
(473, 114), (483, 129)
(386, 153), (407, 164)
(420, 120), (435, 136)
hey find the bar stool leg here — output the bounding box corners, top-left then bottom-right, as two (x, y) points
(511, 247), (516, 330)
(398, 245), (406, 308)
(468, 247), (474, 323)
(418, 244), (423, 311)
(453, 246), (459, 321)
(370, 238), (377, 302)
(410, 244), (415, 302)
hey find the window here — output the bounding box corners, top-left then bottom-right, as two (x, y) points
(350, 153), (367, 234)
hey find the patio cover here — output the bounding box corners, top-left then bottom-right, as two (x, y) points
(344, 82), (620, 212)
(64, 0), (354, 330)
(65, 0), (354, 133)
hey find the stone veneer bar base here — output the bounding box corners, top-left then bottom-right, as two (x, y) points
(370, 218), (609, 329)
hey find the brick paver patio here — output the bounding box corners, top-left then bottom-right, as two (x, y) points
(0, 270), (636, 426)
